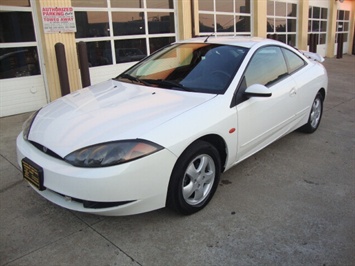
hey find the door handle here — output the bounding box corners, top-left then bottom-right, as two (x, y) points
(289, 88), (297, 97)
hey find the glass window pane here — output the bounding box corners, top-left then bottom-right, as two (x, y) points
(321, 8), (328, 19)
(0, 47), (40, 79)
(267, 18), (275, 32)
(75, 12), (109, 38)
(343, 22), (349, 32)
(287, 19), (296, 32)
(236, 0), (251, 14)
(236, 16), (250, 32)
(308, 7), (312, 19)
(216, 15), (234, 32)
(313, 7), (320, 19)
(275, 18), (286, 32)
(0, 12), (35, 43)
(115, 39), (147, 63)
(216, 0), (233, 12)
(319, 33), (326, 44)
(86, 41), (112, 67)
(148, 12), (175, 34)
(287, 3), (297, 17)
(199, 14), (214, 32)
(72, 0), (107, 7)
(282, 48), (304, 73)
(112, 12), (145, 36)
(277, 34), (286, 44)
(199, 0), (214, 11)
(111, 0), (143, 8)
(338, 10), (344, 20)
(275, 1), (286, 17)
(337, 22), (344, 32)
(343, 33), (348, 42)
(245, 46), (287, 87)
(0, 0), (30, 7)
(267, 1), (274, 16)
(287, 34), (296, 46)
(146, 0), (174, 9)
(149, 36), (175, 53)
(320, 21), (327, 32)
(344, 11), (350, 20)
(312, 21), (320, 32)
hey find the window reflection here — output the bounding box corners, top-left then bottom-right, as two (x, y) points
(112, 12), (145, 36)
(115, 39), (147, 63)
(86, 41), (112, 67)
(0, 47), (40, 79)
(146, 0), (174, 9)
(149, 37), (175, 53)
(216, 15), (234, 33)
(236, 16), (250, 32)
(0, 12), (35, 43)
(75, 12), (109, 38)
(111, 0), (143, 8)
(199, 14), (214, 33)
(72, 0), (107, 7)
(148, 12), (175, 34)
(216, 1), (233, 12)
(199, 0), (213, 11)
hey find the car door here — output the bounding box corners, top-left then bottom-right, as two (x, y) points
(235, 46), (299, 162)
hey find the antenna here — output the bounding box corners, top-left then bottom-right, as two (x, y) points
(204, 33), (214, 43)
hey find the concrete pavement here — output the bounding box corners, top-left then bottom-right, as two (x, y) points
(1, 55), (354, 266)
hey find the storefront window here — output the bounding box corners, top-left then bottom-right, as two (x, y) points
(75, 12), (109, 38)
(336, 10), (350, 43)
(72, 0), (107, 8)
(198, 0), (251, 35)
(0, 47), (40, 79)
(148, 12), (175, 34)
(0, 11), (35, 43)
(86, 41), (112, 67)
(74, 0), (176, 67)
(112, 12), (145, 36)
(115, 39), (147, 63)
(308, 6), (328, 47)
(267, 0), (297, 46)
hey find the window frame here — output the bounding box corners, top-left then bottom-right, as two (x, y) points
(73, 0), (178, 68)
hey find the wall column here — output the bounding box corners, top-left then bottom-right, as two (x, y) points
(177, 0), (192, 40)
(326, 1), (337, 58)
(297, 0), (309, 50)
(253, 1), (267, 38)
(35, 0), (81, 101)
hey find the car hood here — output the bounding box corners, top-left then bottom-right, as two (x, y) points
(28, 80), (216, 157)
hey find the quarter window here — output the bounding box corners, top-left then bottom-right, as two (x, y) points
(282, 48), (306, 73)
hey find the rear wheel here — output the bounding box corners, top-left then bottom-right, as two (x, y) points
(300, 92), (324, 133)
(167, 140), (221, 215)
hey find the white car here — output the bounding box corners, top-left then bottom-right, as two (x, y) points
(17, 37), (328, 216)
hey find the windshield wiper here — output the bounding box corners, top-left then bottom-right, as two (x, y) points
(141, 79), (193, 91)
(116, 74), (150, 86)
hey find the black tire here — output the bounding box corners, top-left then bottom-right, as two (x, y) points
(166, 140), (221, 215)
(299, 92), (324, 133)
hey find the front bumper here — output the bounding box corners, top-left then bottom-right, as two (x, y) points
(16, 134), (177, 216)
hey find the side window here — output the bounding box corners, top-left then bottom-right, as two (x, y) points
(244, 46), (288, 87)
(282, 48), (306, 73)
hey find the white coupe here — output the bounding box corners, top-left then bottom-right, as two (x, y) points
(17, 37), (328, 216)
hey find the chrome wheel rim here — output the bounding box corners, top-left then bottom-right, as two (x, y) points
(310, 97), (321, 128)
(182, 154), (216, 205)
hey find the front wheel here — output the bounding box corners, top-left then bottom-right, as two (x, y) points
(299, 92), (324, 133)
(167, 140), (221, 215)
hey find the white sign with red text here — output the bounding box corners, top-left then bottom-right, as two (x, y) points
(42, 7), (76, 33)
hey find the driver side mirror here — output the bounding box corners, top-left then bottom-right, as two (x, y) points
(244, 84), (272, 98)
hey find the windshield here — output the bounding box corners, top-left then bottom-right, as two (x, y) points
(116, 43), (248, 94)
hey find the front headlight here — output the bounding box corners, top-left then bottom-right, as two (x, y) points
(22, 109), (40, 140)
(64, 140), (163, 167)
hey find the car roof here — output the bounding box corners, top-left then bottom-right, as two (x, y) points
(179, 36), (280, 48)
